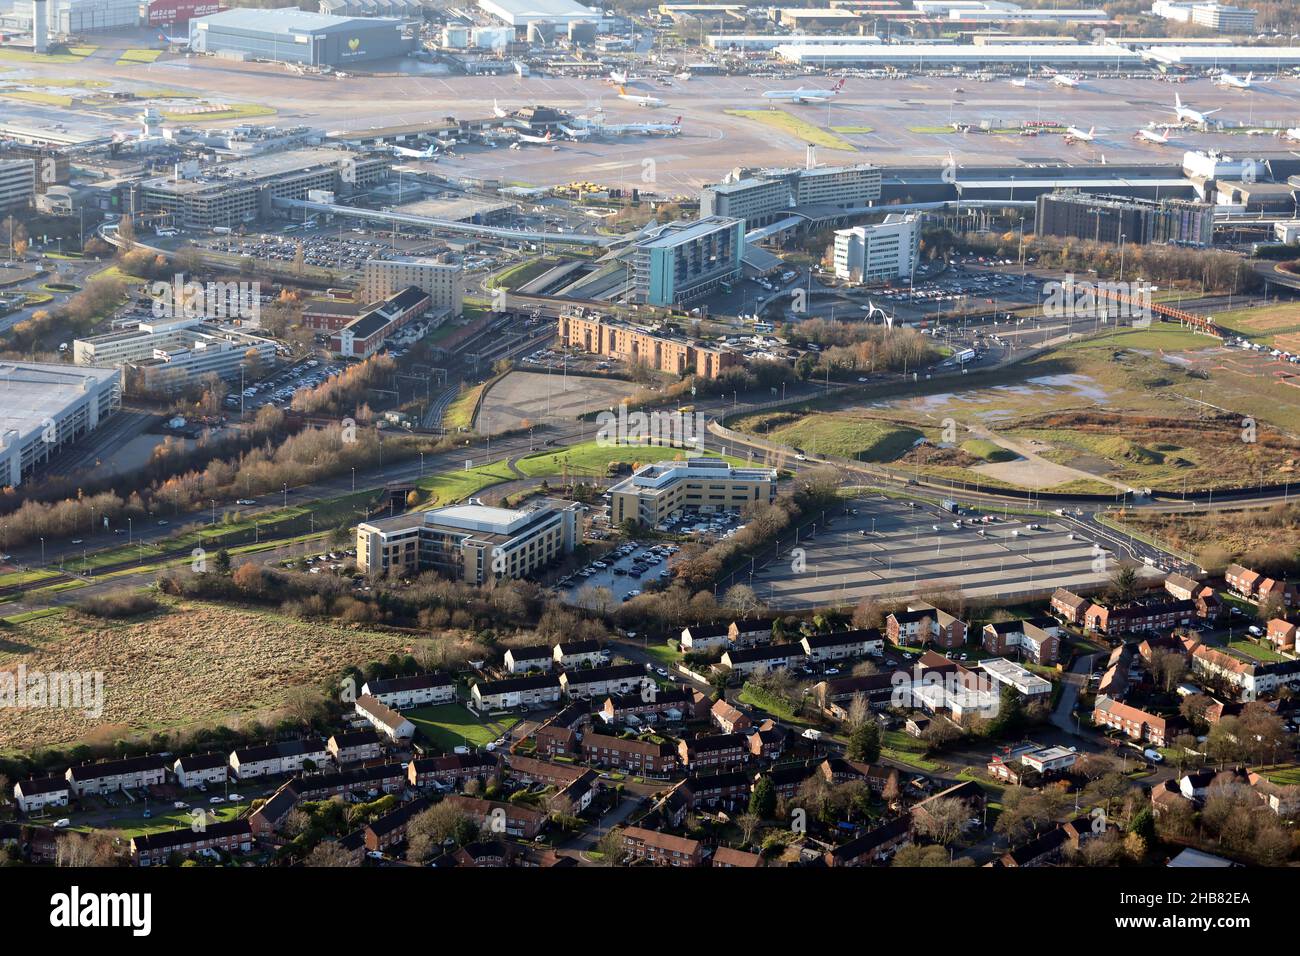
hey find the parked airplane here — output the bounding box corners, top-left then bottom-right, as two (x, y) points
(513, 129), (557, 146)
(761, 77), (846, 104)
(1173, 93), (1220, 126)
(1215, 71), (1257, 90)
(493, 99), (509, 118)
(1009, 77), (1027, 88)
(617, 86), (666, 108)
(1135, 127), (1169, 145)
(390, 139), (455, 158)
(1052, 74), (1080, 89)
(1064, 125), (1096, 142)
(1284, 127), (1300, 142)
(158, 31), (189, 47)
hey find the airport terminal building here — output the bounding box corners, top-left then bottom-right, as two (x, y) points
(189, 9), (411, 66)
(0, 362), (121, 488)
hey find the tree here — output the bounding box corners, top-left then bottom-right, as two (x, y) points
(214, 548), (232, 576)
(846, 720), (881, 763)
(304, 841), (356, 867)
(594, 827), (626, 866)
(406, 802), (475, 861)
(1128, 807), (1157, 846)
(723, 584), (762, 617)
(913, 797), (969, 847)
(1108, 566), (1139, 605)
(736, 812), (762, 846)
(749, 775), (777, 819)
(892, 844), (975, 867)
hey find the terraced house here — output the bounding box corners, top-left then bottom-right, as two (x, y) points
(361, 672), (455, 709)
(65, 756), (168, 797)
(886, 603), (967, 649)
(583, 730), (680, 776)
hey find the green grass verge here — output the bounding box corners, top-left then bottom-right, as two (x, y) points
(724, 109), (855, 151)
(406, 703), (517, 752)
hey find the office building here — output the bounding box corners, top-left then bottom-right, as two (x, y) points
(361, 257), (463, 313)
(631, 216), (743, 306)
(0, 158), (35, 213)
(476, 0), (603, 28)
(0, 362), (122, 488)
(356, 498), (584, 583)
(138, 148), (385, 230)
(189, 8), (411, 65)
(74, 317), (278, 395)
(1153, 1), (1255, 32)
(833, 213), (919, 283)
(1035, 190), (1215, 247)
(609, 458), (778, 527)
(557, 313), (739, 379)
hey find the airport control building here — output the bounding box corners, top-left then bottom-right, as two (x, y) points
(189, 8), (411, 66)
(0, 362), (121, 488)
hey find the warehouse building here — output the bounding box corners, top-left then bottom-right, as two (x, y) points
(476, 0), (604, 29)
(0, 362), (121, 488)
(12, 0), (140, 34)
(631, 216), (743, 306)
(1035, 190), (1215, 248)
(356, 499), (584, 583)
(609, 458), (778, 527)
(318, 0), (428, 16)
(138, 148), (385, 230)
(1141, 46), (1300, 71)
(189, 8), (411, 66)
(774, 42), (1143, 68)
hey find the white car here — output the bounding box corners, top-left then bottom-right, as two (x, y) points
(52, 818), (71, 828)
(209, 795), (225, 804)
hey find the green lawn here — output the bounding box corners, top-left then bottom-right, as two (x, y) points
(406, 703), (517, 752)
(443, 383), (485, 432)
(881, 729), (945, 772)
(117, 49), (163, 64)
(960, 438), (1017, 462)
(724, 109), (856, 151)
(734, 412), (922, 463)
(1228, 640), (1288, 663)
(514, 440), (747, 480)
(1258, 764), (1300, 786)
(416, 461), (516, 508)
(642, 641), (683, 668)
(73, 802), (252, 839)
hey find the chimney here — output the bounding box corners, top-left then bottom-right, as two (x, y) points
(33, 0), (48, 54)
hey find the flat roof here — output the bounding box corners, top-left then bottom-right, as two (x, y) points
(0, 362), (119, 442)
(478, 0), (602, 19)
(637, 216), (740, 248)
(194, 8), (402, 33)
(776, 42), (1143, 62)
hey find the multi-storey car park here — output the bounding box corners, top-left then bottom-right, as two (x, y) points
(0, 362), (122, 488)
(137, 149), (386, 231)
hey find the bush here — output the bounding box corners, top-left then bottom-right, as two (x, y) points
(74, 590), (160, 619)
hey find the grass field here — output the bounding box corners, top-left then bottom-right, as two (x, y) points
(960, 438), (1016, 462)
(1, 90), (74, 106)
(724, 109), (855, 151)
(830, 125), (875, 133)
(0, 600), (415, 750)
(160, 103), (275, 123)
(444, 383), (485, 432)
(1228, 640), (1288, 663)
(0, 46), (95, 63)
(415, 460), (516, 508)
(73, 802), (252, 839)
(733, 410), (922, 462)
(405, 703), (516, 752)
(118, 49), (163, 65)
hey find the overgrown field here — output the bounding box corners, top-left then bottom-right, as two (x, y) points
(0, 600), (414, 750)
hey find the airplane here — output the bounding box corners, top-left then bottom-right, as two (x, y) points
(1064, 125), (1096, 143)
(1215, 71), (1258, 90)
(1173, 93), (1220, 126)
(158, 30), (189, 47)
(1052, 74), (1080, 89)
(1135, 127), (1169, 145)
(1284, 127), (1300, 142)
(676, 71), (692, 81)
(1009, 77), (1027, 88)
(617, 85), (666, 108)
(513, 129), (557, 146)
(761, 77), (846, 104)
(609, 69), (631, 85)
(493, 99), (509, 119)
(390, 139), (455, 159)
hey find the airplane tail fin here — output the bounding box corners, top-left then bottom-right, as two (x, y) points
(1175, 93), (1182, 108)
(673, 115), (682, 125)
(833, 78), (845, 92)
(1088, 127), (1095, 138)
